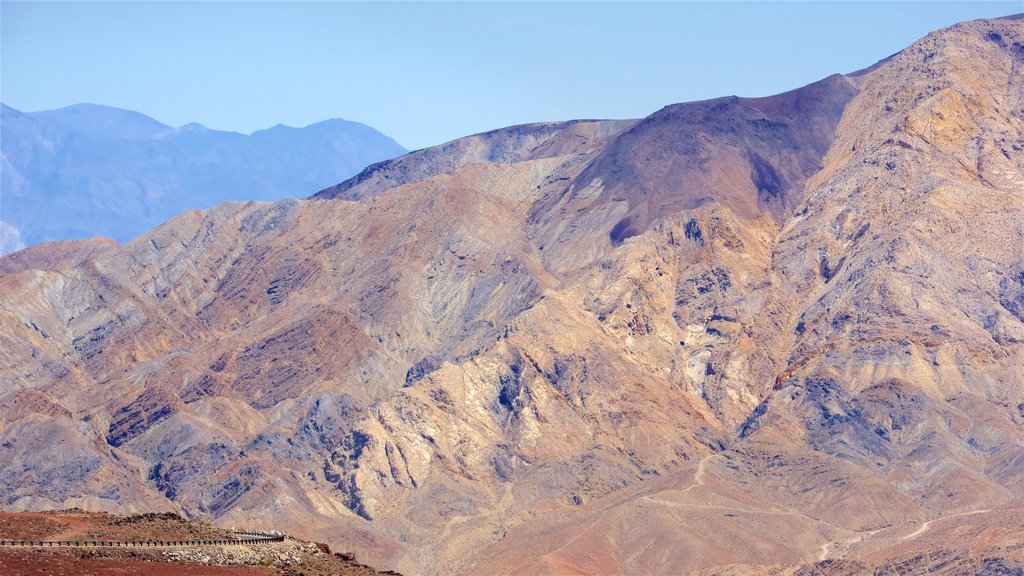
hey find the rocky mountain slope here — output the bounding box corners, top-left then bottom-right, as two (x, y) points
(0, 103), (406, 252)
(1, 15), (1022, 575)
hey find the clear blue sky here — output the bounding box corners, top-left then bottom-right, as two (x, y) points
(2, 1), (1019, 150)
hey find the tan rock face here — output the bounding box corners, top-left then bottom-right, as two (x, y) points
(1, 16), (1023, 576)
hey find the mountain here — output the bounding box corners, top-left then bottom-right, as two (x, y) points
(25, 103), (175, 140)
(0, 103), (407, 252)
(1, 16), (1022, 576)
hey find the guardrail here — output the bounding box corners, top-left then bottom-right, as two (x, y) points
(0, 531), (284, 548)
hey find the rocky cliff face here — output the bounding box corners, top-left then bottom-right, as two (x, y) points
(1, 16), (1022, 576)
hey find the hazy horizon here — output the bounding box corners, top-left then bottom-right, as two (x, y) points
(3, 1), (1019, 151)
(1, 101), (397, 137)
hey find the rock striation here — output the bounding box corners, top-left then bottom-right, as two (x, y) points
(1, 15), (1022, 576)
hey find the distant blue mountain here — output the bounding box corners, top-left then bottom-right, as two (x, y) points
(0, 103), (407, 252)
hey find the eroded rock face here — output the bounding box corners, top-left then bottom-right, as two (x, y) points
(1, 16), (1022, 576)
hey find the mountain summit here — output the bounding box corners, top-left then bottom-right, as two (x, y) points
(1, 16), (1022, 576)
(0, 104), (407, 252)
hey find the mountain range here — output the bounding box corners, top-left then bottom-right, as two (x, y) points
(0, 103), (406, 252)
(0, 15), (1022, 576)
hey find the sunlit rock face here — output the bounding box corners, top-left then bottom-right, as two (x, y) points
(1, 16), (1022, 576)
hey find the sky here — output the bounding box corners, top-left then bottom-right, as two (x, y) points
(1, 1), (1020, 151)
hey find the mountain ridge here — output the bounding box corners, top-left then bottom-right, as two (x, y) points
(0, 15), (1021, 576)
(0, 103), (408, 252)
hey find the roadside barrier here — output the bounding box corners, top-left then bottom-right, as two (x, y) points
(0, 531), (284, 548)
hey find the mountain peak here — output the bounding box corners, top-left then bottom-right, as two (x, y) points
(24, 103), (172, 140)
(175, 122), (210, 132)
